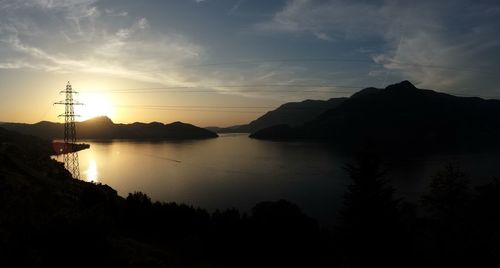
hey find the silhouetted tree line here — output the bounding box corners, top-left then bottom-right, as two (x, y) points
(334, 154), (500, 268)
(3, 158), (499, 267)
(1, 126), (500, 267)
(113, 193), (324, 267)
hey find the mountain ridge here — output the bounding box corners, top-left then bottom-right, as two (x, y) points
(2, 116), (218, 140)
(206, 97), (347, 133)
(250, 81), (500, 154)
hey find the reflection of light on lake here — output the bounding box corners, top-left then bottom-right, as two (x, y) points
(85, 159), (98, 182)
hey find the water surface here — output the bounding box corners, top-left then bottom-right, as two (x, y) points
(55, 134), (500, 224)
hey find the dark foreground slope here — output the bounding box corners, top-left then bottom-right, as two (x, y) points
(207, 98), (346, 133)
(251, 81), (500, 153)
(1, 127), (500, 267)
(3, 116), (217, 140)
(0, 127), (323, 267)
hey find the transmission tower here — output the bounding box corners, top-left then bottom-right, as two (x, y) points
(54, 81), (83, 179)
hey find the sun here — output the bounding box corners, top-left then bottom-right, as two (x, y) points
(76, 92), (115, 121)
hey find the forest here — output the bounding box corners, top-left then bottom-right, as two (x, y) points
(1, 127), (499, 267)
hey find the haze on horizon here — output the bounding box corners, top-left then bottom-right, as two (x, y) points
(0, 0), (499, 127)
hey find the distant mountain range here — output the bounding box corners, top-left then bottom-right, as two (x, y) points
(250, 81), (500, 153)
(206, 98), (347, 133)
(2, 116), (217, 140)
(6, 80), (500, 153)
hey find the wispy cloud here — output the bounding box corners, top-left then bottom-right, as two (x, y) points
(257, 0), (500, 94)
(0, 0), (350, 101)
(1, 0), (499, 102)
(104, 8), (128, 17)
(255, 0), (388, 41)
(0, 1), (206, 88)
(228, 0), (246, 15)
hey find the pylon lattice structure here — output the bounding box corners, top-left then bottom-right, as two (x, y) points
(54, 82), (83, 179)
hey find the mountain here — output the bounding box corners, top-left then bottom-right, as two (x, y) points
(251, 81), (500, 153)
(2, 116), (218, 140)
(209, 98), (347, 133)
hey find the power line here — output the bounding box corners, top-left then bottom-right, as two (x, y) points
(76, 78), (500, 105)
(84, 85), (500, 99)
(182, 58), (373, 68)
(114, 105), (277, 109)
(385, 61), (500, 76)
(114, 104), (361, 110)
(106, 90), (354, 94)
(112, 103), (372, 114)
(84, 84), (361, 95)
(182, 58), (500, 76)
(106, 85), (360, 90)
(106, 90), (500, 114)
(107, 84), (361, 91)
(114, 106), (266, 114)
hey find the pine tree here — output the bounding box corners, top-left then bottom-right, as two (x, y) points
(337, 154), (407, 268)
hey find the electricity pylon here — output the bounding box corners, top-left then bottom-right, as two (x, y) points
(54, 81), (83, 179)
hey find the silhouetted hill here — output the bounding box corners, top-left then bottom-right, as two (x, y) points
(2, 126), (500, 267)
(208, 98), (346, 133)
(2, 116), (218, 140)
(0, 127), (325, 267)
(251, 81), (500, 153)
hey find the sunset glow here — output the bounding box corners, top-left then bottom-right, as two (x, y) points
(84, 159), (98, 183)
(0, 1), (498, 127)
(2, 1), (500, 266)
(76, 92), (115, 121)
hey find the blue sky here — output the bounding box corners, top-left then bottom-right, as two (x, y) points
(1, 0), (499, 126)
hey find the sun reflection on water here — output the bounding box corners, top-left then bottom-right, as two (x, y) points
(85, 159), (98, 182)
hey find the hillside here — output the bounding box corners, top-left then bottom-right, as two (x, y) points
(207, 98), (346, 133)
(0, 127), (323, 267)
(251, 81), (500, 153)
(2, 116), (218, 140)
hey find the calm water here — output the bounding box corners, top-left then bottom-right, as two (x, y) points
(54, 134), (500, 224)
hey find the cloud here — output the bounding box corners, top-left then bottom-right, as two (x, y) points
(0, 61), (35, 69)
(104, 8), (128, 17)
(228, 0), (246, 15)
(370, 2), (500, 92)
(0, 1), (206, 88)
(256, 0), (388, 41)
(258, 0), (500, 94)
(0, 0), (340, 101)
(314, 32), (333, 41)
(1, 0), (499, 102)
(0, 0), (97, 9)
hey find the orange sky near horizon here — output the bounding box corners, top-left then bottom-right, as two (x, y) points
(0, 72), (313, 127)
(2, 1), (496, 127)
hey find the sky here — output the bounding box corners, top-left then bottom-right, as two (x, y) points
(0, 0), (499, 127)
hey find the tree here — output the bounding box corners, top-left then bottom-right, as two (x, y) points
(421, 163), (470, 222)
(337, 154), (407, 268)
(420, 163), (473, 268)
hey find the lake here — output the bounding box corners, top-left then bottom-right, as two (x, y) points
(54, 133), (500, 224)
